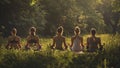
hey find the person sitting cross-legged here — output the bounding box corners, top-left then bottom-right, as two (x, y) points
(6, 28), (21, 49)
(70, 26), (84, 53)
(87, 28), (103, 52)
(51, 26), (67, 50)
(25, 27), (41, 51)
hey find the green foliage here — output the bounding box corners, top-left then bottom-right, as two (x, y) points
(96, 0), (120, 34)
(39, 0), (78, 36)
(0, 0), (46, 37)
(0, 0), (120, 36)
(0, 34), (120, 68)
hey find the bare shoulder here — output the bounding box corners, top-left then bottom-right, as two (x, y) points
(62, 36), (66, 39)
(53, 36), (57, 39)
(26, 35), (31, 39)
(72, 36), (75, 38)
(16, 36), (21, 39)
(71, 36), (76, 40)
(97, 37), (101, 39)
(36, 35), (39, 38)
(53, 36), (58, 41)
(8, 36), (12, 39)
(8, 36), (12, 40)
(79, 36), (83, 39)
(27, 35), (30, 38)
(87, 37), (91, 40)
(96, 37), (101, 41)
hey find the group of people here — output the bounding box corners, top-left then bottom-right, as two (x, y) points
(6, 27), (41, 51)
(6, 26), (103, 52)
(51, 26), (103, 52)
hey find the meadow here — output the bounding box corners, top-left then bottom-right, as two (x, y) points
(0, 34), (120, 68)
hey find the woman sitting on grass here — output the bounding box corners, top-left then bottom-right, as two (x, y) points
(51, 26), (67, 50)
(6, 28), (21, 49)
(25, 27), (41, 51)
(70, 26), (84, 52)
(87, 28), (103, 52)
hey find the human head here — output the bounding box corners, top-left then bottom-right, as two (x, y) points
(74, 26), (80, 35)
(11, 28), (17, 35)
(90, 28), (96, 36)
(29, 27), (36, 35)
(57, 26), (63, 35)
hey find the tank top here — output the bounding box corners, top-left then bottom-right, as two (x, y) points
(72, 36), (83, 51)
(87, 37), (100, 52)
(55, 37), (64, 50)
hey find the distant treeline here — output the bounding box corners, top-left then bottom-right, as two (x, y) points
(0, 0), (120, 37)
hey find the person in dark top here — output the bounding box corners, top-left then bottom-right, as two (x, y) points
(6, 28), (21, 49)
(87, 28), (102, 52)
(51, 26), (67, 50)
(25, 27), (41, 50)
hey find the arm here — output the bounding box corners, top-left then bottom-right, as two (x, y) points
(6, 36), (11, 49)
(86, 38), (89, 50)
(98, 38), (103, 51)
(36, 36), (41, 49)
(98, 38), (101, 46)
(51, 37), (55, 49)
(63, 37), (67, 49)
(26, 36), (30, 47)
(80, 37), (84, 48)
(70, 37), (74, 47)
(18, 37), (21, 49)
(36, 36), (41, 46)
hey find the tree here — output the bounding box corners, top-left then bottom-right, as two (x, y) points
(0, 0), (46, 37)
(75, 0), (106, 33)
(96, 0), (120, 34)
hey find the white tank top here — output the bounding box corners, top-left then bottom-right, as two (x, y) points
(72, 37), (83, 51)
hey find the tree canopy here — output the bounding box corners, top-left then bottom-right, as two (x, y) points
(0, 0), (120, 37)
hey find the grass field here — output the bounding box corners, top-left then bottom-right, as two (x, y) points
(0, 34), (120, 68)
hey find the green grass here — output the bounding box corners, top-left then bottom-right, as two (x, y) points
(0, 34), (120, 68)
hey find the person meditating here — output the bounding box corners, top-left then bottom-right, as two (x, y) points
(6, 28), (21, 49)
(87, 28), (102, 52)
(70, 26), (84, 52)
(51, 26), (67, 50)
(25, 27), (41, 50)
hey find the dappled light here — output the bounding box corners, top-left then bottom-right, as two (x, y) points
(0, 0), (120, 68)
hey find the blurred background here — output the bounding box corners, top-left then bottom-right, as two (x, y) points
(0, 0), (120, 37)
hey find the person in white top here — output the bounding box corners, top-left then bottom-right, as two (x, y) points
(70, 26), (84, 52)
